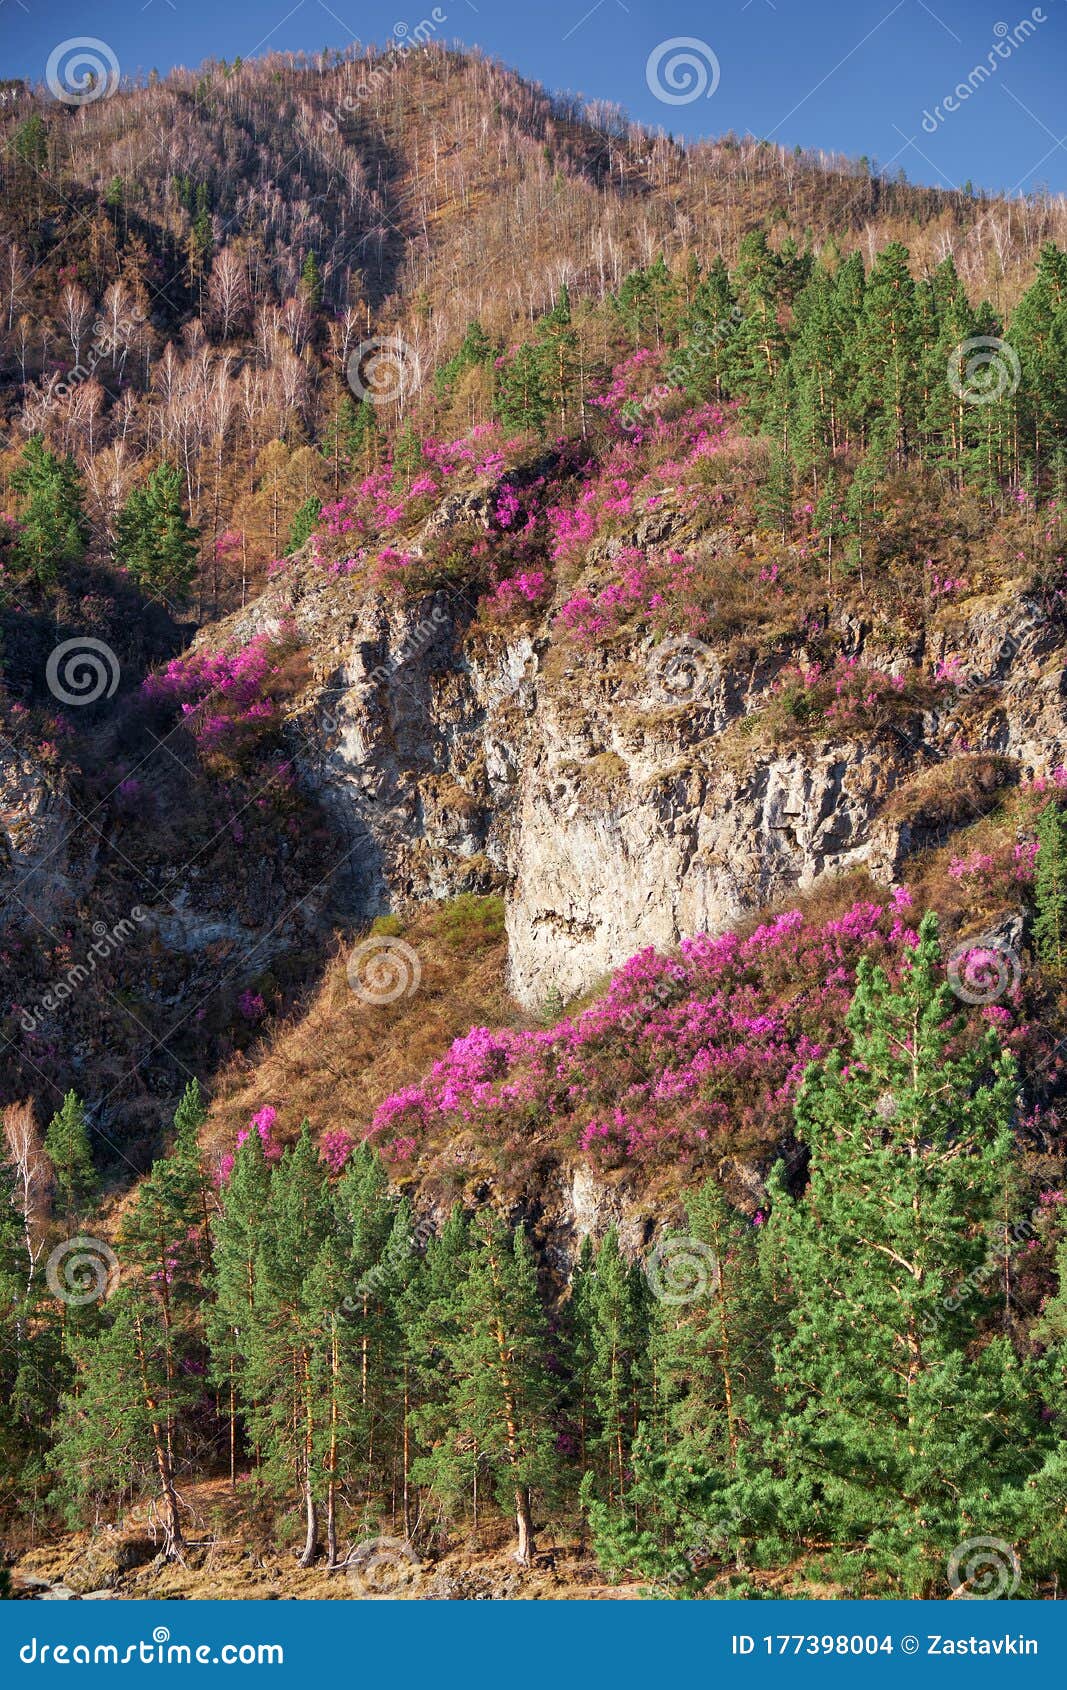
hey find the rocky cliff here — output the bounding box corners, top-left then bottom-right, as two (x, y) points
(200, 486), (1066, 1013)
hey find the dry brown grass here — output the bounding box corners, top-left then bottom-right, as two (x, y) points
(204, 896), (524, 1165)
(881, 752), (1016, 828)
(11, 1478), (635, 1602)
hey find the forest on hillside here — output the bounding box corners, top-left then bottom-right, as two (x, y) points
(2, 40), (1067, 1600)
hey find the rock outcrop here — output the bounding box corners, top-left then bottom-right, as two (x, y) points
(206, 545), (1066, 1010)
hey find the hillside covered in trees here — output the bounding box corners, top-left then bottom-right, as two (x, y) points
(2, 39), (1067, 1601)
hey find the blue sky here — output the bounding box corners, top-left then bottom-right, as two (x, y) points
(4, 0), (1066, 195)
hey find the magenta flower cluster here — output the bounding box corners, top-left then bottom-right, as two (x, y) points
(143, 630), (291, 753)
(362, 891), (1020, 1172)
(217, 1103), (282, 1184)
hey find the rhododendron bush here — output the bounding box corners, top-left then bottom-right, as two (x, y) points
(142, 625), (300, 761)
(767, 654), (935, 737)
(280, 391), (752, 639)
(365, 890), (1034, 1175)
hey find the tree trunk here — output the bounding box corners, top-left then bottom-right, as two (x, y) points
(326, 1321), (339, 1567)
(297, 1348), (319, 1567)
(229, 1372), (236, 1487)
(514, 1486), (534, 1566)
(133, 1313), (184, 1561)
(402, 1368), (411, 1540)
(299, 1481), (319, 1568)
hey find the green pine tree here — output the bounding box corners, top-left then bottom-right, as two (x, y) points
(246, 1125), (332, 1565)
(679, 257), (738, 404)
(734, 914), (1052, 1596)
(116, 462), (199, 602)
(392, 419), (424, 484)
(322, 392), (379, 490)
(584, 1229), (651, 1505)
(1033, 799), (1067, 970)
(417, 1215), (557, 1563)
(50, 1286), (195, 1556)
(43, 1092), (95, 1218)
(207, 1124), (272, 1483)
(299, 250), (323, 308)
(585, 1184), (765, 1596)
(285, 495), (321, 555)
(434, 320), (493, 401)
(788, 259), (845, 474)
(855, 241), (922, 464)
(493, 344), (550, 438)
(405, 1204), (471, 1519)
(1009, 243), (1067, 480)
(725, 231), (789, 429)
(536, 285), (579, 432)
(10, 437), (89, 582)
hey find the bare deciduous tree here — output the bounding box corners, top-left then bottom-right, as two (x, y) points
(2, 1101), (51, 1296)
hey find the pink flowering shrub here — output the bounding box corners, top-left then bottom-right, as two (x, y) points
(143, 626), (300, 763)
(556, 547), (716, 642)
(320, 1129), (354, 1174)
(771, 655), (930, 737)
(363, 892), (1030, 1176)
(217, 1103), (283, 1184)
(942, 835), (1039, 911)
(547, 404), (732, 570)
(929, 572), (968, 600)
(488, 570), (549, 616)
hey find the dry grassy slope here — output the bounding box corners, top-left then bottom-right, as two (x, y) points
(205, 898), (518, 1159)
(3, 42), (1062, 361)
